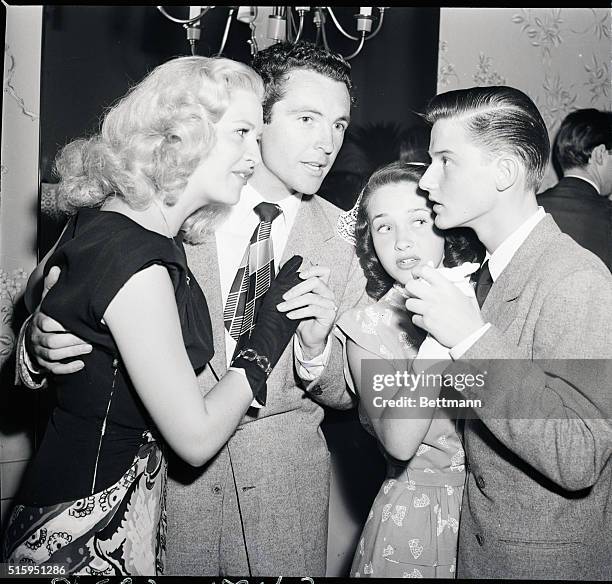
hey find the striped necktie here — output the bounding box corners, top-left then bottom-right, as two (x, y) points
(224, 202), (283, 346)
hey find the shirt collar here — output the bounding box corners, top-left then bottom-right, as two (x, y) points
(563, 174), (600, 194)
(218, 182), (302, 232)
(486, 207), (546, 281)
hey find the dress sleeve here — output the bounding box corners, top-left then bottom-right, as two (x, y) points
(41, 227), (184, 341)
(336, 302), (414, 362)
(87, 233), (184, 324)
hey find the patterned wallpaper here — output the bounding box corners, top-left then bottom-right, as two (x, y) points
(438, 7), (611, 191)
(0, 6), (43, 528)
(1, 7), (42, 366)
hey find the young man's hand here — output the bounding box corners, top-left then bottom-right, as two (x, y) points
(404, 264), (485, 349)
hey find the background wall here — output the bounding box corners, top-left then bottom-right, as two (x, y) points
(437, 7), (611, 191)
(319, 7), (440, 211)
(0, 4), (43, 536)
(38, 6), (440, 253)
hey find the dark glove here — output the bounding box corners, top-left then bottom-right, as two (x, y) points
(231, 255), (303, 406)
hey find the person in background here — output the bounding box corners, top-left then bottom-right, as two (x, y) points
(537, 108), (612, 270)
(336, 161), (484, 578)
(4, 56), (304, 576)
(407, 85), (612, 580)
(399, 123), (431, 164)
(16, 41), (367, 576)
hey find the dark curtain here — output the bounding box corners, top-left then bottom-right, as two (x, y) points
(38, 6), (440, 253)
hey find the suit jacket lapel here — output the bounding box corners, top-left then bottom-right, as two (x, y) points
(281, 196), (336, 265)
(185, 236), (227, 376)
(482, 215), (560, 329)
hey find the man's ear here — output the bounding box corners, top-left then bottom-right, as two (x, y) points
(589, 143), (606, 166)
(495, 155), (519, 191)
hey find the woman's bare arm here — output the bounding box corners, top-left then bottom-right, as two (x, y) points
(347, 339), (439, 461)
(104, 264), (253, 467)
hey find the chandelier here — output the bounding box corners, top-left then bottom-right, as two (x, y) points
(156, 6), (387, 60)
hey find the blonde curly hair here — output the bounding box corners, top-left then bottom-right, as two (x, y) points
(54, 56), (264, 243)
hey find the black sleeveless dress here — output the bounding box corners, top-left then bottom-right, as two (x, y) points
(3, 208), (213, 576)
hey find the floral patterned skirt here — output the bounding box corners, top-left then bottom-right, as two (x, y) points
(3, 431), (167, 576)
(351, 467), (465, 579)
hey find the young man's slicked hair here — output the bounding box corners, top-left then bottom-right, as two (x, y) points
(424, 86), (550, 193)
(251, 41), (353, 124)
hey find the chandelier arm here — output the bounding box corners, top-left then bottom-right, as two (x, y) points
(156, 5), (215, 26)
(287, 8), (297, 41)
(344, 32), (367, 60)
(247, 6), (259, 57)
(365, 7), (385, 40)
(320, 17), (331, 51)
(325, 6), (359, 41)
(295, 11), (305, 43)
(216, 7), (235, 55)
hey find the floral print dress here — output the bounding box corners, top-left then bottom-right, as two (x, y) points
(336, 283), (467, 578)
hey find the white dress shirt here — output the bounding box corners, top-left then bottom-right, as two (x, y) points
(217, 183), (331, 406)
(450, 207), (547, 359)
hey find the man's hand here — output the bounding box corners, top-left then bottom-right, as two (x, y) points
(276, 265), (337, 359)
(27, 266), (92, 374)
(404, 264), (485, 349)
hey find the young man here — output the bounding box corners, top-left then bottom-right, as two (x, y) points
(537, 108), (612, 270)
(404, 86), (612, 579)
(18, 43), (367, 576)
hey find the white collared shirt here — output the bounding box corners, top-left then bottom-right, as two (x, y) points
(450, 207), (546, 359)
(217, 183), (331, 406)
(562, 174), (600, 194)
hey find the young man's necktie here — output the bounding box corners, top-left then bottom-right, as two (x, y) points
(475, 260), (493, 308)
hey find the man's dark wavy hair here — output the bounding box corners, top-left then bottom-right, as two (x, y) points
(355, 161), (486, 300)
(554, 108), (612, 172)
(251, 41), (353, 124)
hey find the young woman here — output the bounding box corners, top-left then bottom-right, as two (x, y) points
(3, 56), (302, 576)
(336, 161), (484, 578)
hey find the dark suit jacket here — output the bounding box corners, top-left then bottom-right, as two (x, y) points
(537, 176), (611, 270)
(446, 216), (612, 580)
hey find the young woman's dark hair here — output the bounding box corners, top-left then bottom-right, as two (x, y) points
(355, 161), (485, 300)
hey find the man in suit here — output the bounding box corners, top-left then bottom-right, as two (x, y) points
(537, 108), (612, 270)
(404, 86), (612, 579)
(18, 42), (367, 575)
(164, 42), (366, 576)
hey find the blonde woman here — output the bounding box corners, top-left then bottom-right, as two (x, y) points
(4, 56), (301, 576)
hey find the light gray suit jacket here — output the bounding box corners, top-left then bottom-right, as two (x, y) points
(446, 215), (612, 579)
(164, 195), (367, 576)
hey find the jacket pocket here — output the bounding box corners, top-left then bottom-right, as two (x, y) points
(496, 539), (584, 579)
